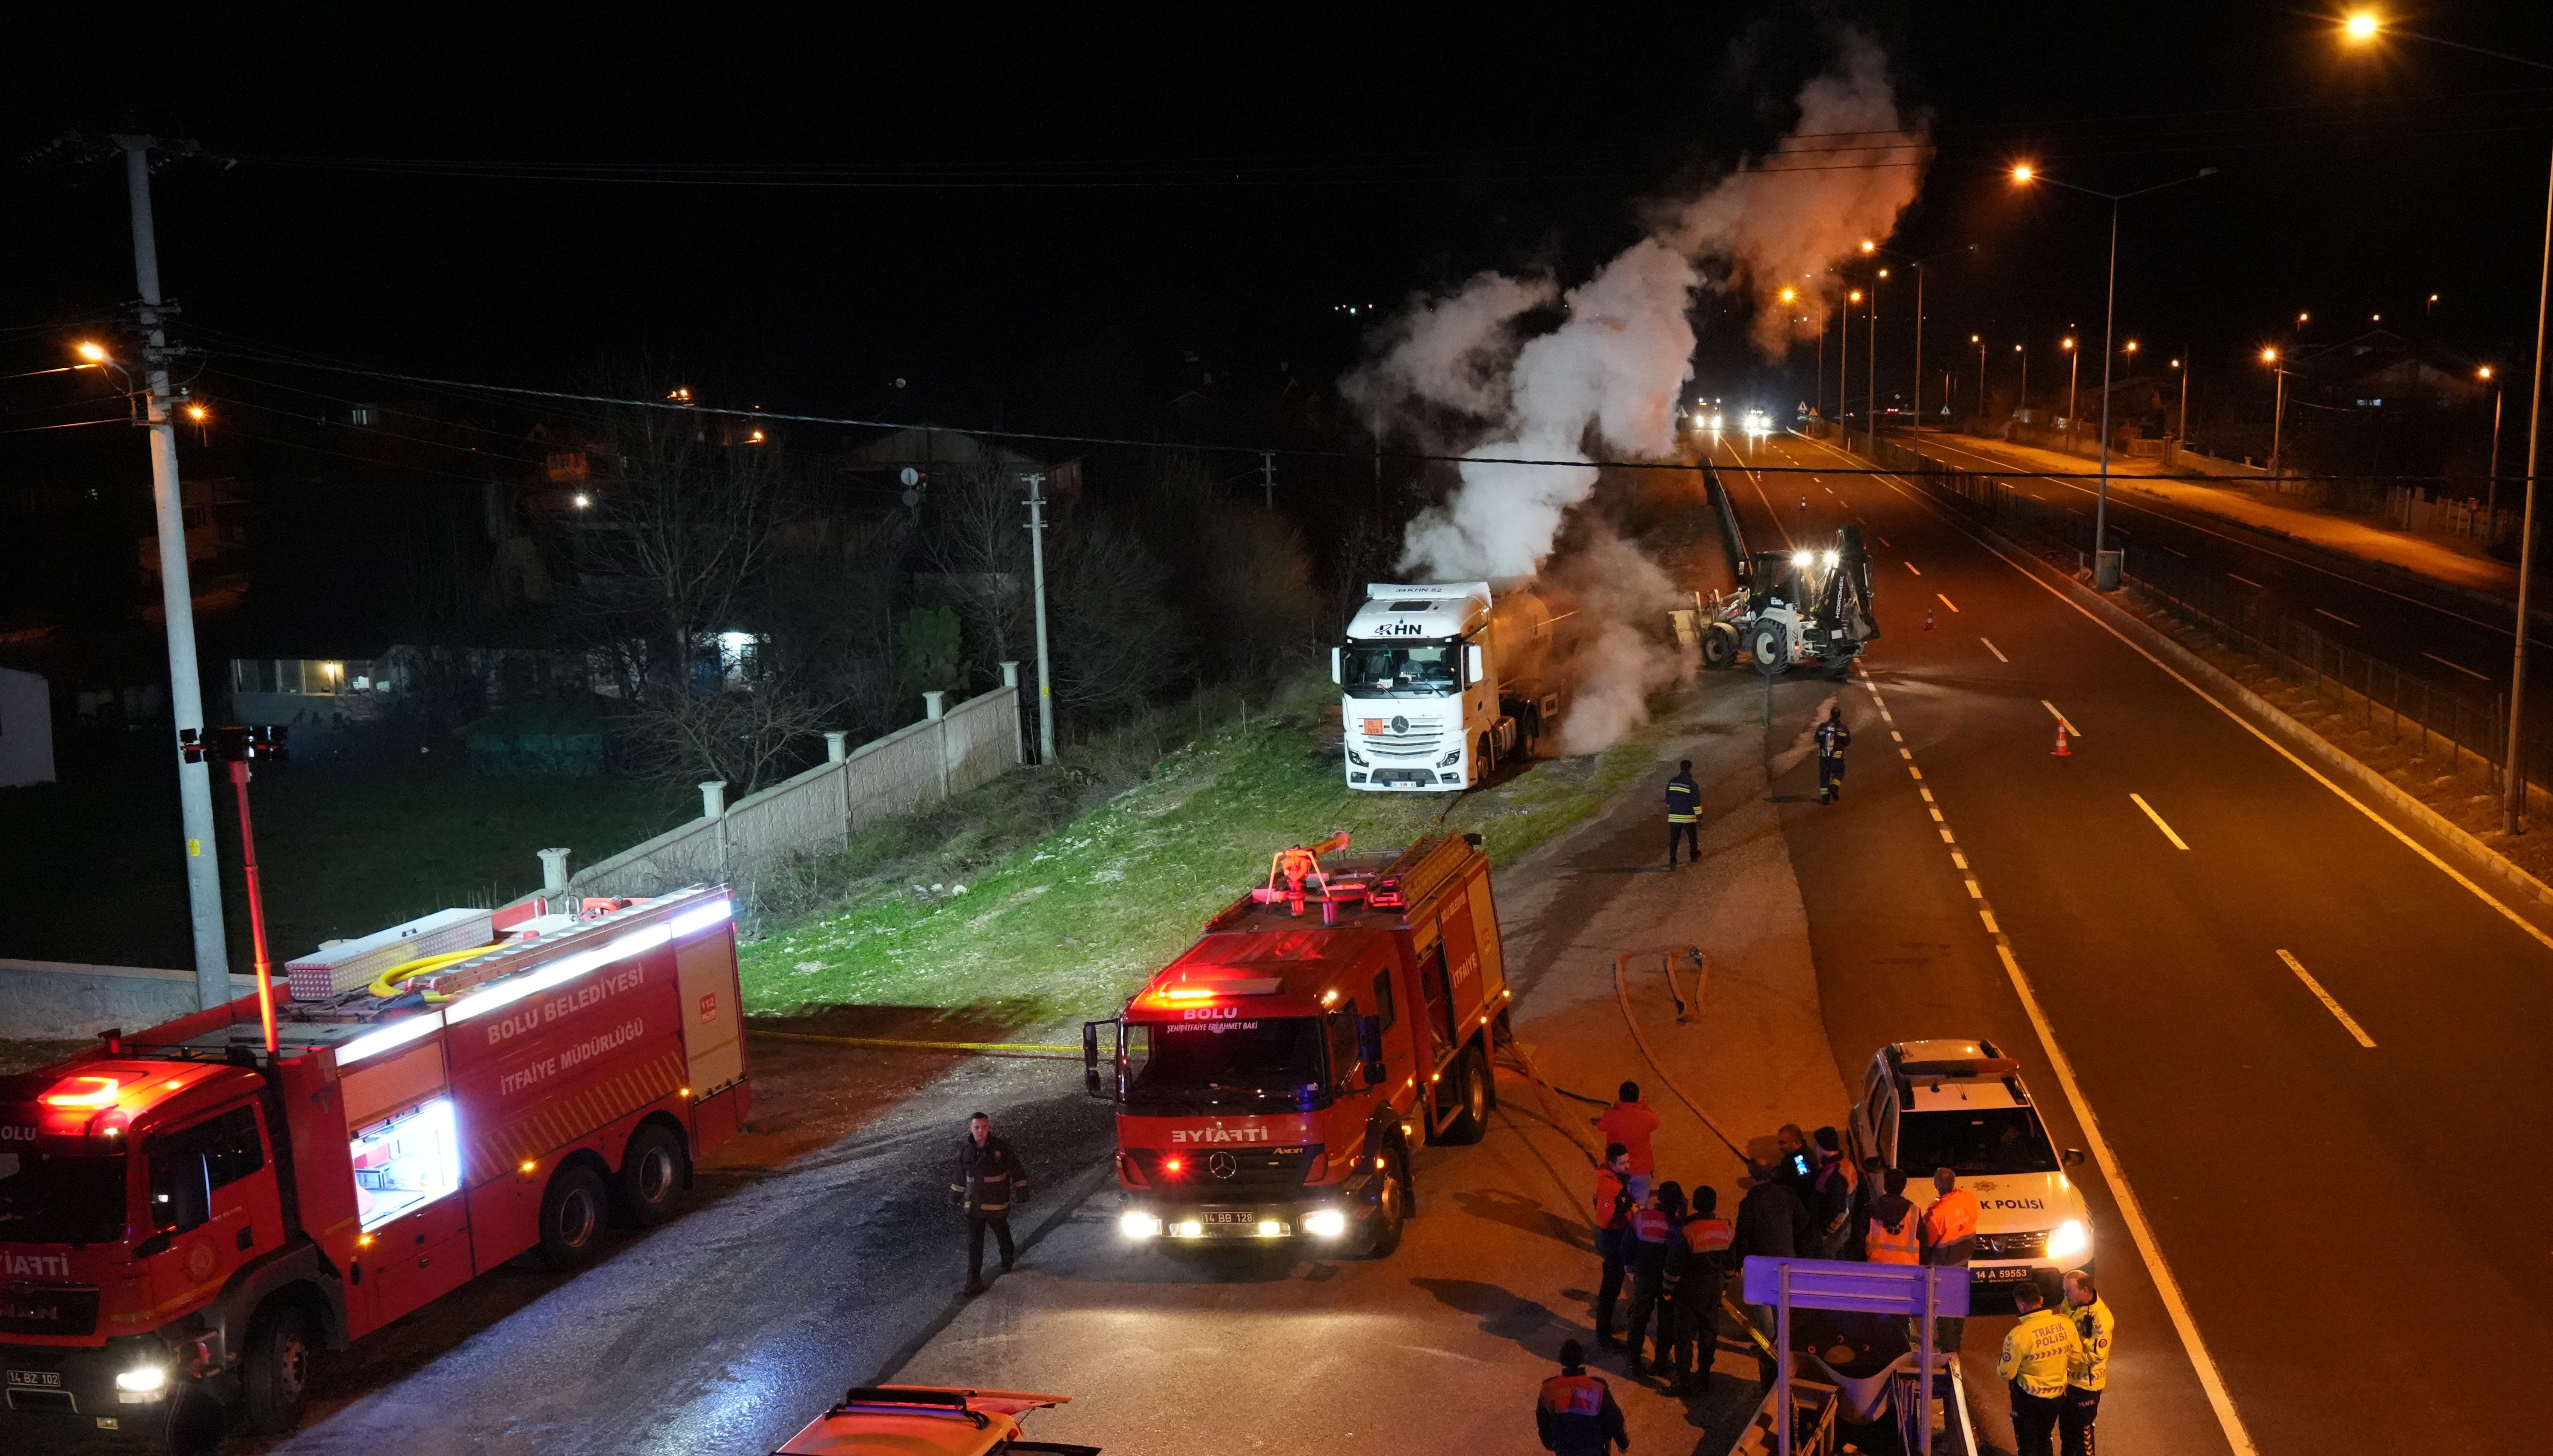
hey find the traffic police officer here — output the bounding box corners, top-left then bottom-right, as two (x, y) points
(2060, 1270), (2114, 1456)
(1999, 1281), (2084, 1456)
(1536, 1339), (1630, 1456)
(1665, 759), (1702, 867)
(1815, 706), (1850, 803)
(954, 1111), (1030, 1295)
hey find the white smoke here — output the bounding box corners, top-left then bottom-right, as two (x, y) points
(1547, 529), (1693, 755)
(1347, 30), (1928, 750)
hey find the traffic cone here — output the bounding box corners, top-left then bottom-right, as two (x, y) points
(2052, 723), (2071, 757)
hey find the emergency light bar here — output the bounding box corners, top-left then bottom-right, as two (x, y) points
(39, 1074), (122, 1108)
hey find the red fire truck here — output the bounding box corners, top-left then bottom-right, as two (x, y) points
(0, 883), (749, 1450)
(1083, 832), (1510, 1256)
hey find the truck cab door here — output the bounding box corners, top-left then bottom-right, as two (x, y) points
(1082, 1019), (1126, 1101)
(139, 1102), (282, 1314)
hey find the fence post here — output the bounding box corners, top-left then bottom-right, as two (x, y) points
(700, 779), (730, 877)
(537, 847), (571, 894)
(922, 692), (951, 800)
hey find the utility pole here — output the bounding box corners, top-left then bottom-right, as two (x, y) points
(116, 134), (230, 1008)
(1838, 293), (1851, 433)
(1867, 272), (1880, 443)
(1022, 472), (1056, 764)
(1911, 265), (1924, 433)
(1262, 450), (1274, 511)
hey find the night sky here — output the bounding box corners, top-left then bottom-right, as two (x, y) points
(5, 3), (2553, 481)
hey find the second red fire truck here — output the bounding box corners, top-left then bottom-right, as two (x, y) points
(1084, 831), (1510, 1255)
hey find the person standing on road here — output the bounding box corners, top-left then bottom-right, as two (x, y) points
(1734, 1171), (1811, 1386)
(1765, 1123), (1814, 1200)
(1920, 1167), (1979, 1353)
(1999, 1282), (2083, 1456)
(953, 1111), (1030, 1296)
(1809, 1127), (1857, 1258)
(1665, 760), (1702, 868)
(1592, 1144), (1637, 1350)
(1864, 1169), (1921, 1265)
(1593, 1084), (1661, 1200)
(1815, 706), (1850, 804)
(1665, 1184), (1734, 1397)
(1537, 1338), (1631, 1456)
(1622, 1181), (1684, 1378)
(2059, 1270), (2114, 1456)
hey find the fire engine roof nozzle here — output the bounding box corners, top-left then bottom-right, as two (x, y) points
(1309, 830), (1351, 858)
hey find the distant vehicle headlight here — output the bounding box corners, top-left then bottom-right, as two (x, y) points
(2045, 1219), (2089, 1260)
(1303, 1207), (1349, 1238)
(1119, 1210), (1163, 1240)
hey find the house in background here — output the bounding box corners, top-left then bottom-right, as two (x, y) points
(226, 653), (406, 727)
(0, 666), (56, 787)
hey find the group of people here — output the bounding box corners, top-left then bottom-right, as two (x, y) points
(1546, 1103), (2113, 1456)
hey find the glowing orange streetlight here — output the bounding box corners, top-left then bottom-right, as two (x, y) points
(184, 403), (208, 422)
(2343, 12), (2379, 41)
(75, 341), (108, 363)
(2012, 163), (2035, 183)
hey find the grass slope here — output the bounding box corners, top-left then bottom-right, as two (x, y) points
(741, 698), (1675, 1024)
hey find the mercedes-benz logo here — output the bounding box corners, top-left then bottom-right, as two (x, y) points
(1207, 1151), (1238, 1180)
(1391, 715), (1409, 735)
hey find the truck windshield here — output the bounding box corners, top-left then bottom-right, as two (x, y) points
(1897, 1108), (2060, 1177)
(1341, 644), (1459, 698)
(0, 1150), (130, 1246)
(1126, 1016), (1327, 1114)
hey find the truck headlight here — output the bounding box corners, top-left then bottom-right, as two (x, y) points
(1118, 1210), (1162, 1240)
(2045, 1219), (2089, 1260)
(1438, 750), (1462, 768)
(115, 1365), (168, 1394)
(1346, 748), (1366, 767)
(1303, 1208), (1348, 1238)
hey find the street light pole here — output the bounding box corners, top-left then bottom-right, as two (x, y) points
(2485, 370), (2505, 513)
(2263, 354), (2290, 475)
(2177, 352), (2191, 443)
(1839, 290), (1853, 434)
(1022, 472), (1056, 764)
(2065, 340), (2080, 453)
(1974, 336), (1986, 428)
(1868, 271), (1882, 445)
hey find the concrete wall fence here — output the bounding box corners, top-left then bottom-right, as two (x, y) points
(514, 666), (1027, 912)
(1, 960), (262, 1040)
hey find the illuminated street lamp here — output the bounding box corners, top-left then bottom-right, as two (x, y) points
(76, 340), (109, 363)
(2012, 161), (2220, 586)
(2261, 347), (2293, 476)
(2062, 337), (2080, 450)
(2345, 12), (2553, 832)
(2483, 366), (2506, 511)
(2171, 354), (2191, 444)
(1973, 335), (1987, 423)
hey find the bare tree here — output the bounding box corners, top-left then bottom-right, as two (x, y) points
(922, 464), (1031, 684)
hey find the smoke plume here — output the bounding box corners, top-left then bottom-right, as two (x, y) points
(1545, 529), (1694, 755)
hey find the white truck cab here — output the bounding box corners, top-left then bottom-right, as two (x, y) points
(1333, 582), (1564, 792)
(1845, 1039), (2093, 1289)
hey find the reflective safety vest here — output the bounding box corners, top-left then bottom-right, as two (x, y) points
(1999, 1309), (2083, 1399)
(1540, 1372), (1607, 1416)
(2064, 1296), (2115, 1391)
(1866, 1208), (1920, 1264)
(1592, 1169), (1632, 1230)
(1923, 1188), (1980, 1250)
(1629, 1207), (1674, 1244)
(1681, 1217), (1734, 1254)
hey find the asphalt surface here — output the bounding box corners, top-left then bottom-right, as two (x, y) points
(1711, 426), (2553, 1454)
(1886, 431), (2545, 724)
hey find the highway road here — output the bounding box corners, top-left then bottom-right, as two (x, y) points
(1712, 425), (2553, 1454)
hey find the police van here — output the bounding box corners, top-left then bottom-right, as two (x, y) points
(1844, 1039), (2093, 1289)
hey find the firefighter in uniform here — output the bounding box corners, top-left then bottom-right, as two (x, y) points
(1815, 706), (1850, 803)
(1536, 1339), (1630, 1456)
(1999, 1281), (2084, 1456)
(2059, 1270), (2114, 1456)
(1591, 1144), (1637, 1349)
(1664, 1184), (1733, 1396)
(1665, 759), (1702, 867)
(954, 1111), (1030, 1295)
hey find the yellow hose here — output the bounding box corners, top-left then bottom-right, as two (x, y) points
(368, 946), (492, 1001)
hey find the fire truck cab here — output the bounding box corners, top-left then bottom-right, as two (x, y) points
(1084, 833), (1510, 1257)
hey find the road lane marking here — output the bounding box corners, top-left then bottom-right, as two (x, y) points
(1904, 561), (1923, 576)
(2227, 573), (2263, 588)
(2042, 700), (2083, 738)
(2130, 793), (2191, 850)
(2423, 651), (2491, 682)
(2156, 542), (2189, 557)
(1965, 878), (1983, 898)
(1982, 637), (2009, 662)
(2276, 950), (2377, 1048)
(2111, 525), (2132, 537)
(1936, 593), (1960, 613)
(1835, 642), (2260, 1456)
(1876, 534), (1894, 547)
(2314, 607), (2361, 629)
(1951, 851), (1969, 870)
(1899, 747), (1913, 759)
(1891, 730), (1904, 741)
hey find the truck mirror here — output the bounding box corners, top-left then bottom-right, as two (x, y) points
(1081, 1021), (1105, 1099)
(1465, 644), (1485, 683)
(1330, 647), (1342, 685)
(1358, 1015), (1384, 1085)
(2062, 1147), (2086, 1167)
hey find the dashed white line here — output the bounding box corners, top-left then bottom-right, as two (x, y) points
(2314, 607), (2361, 629)
(1981, 638), (2009, 662)
(2155, 542), (2189, 558)
(1904, 561), (1924, 576)
(2041, 700), (2083, 738)
(2130, 792), (2191, 851)
(2276, 950), (2377, 1048)
(1936, 593), (1960, 614)
(2423, 651), (2491, 682)
(2228, 573), (2264, 589)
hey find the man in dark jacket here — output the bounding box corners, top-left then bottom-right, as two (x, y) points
(1664, 1184), (1734, 1396)
(1815, 706), (1850, 803)
(1809, 1127), (1857, 1258)
(1621, 1182), (1684, 1378)
(1734, 1174), (1811, 1386)
(1665, 760), (1702, 868)
(1591, 1144), (1637, 1349)
(1536, 1338), (1630, 1455)
(954, 1111), (1030, 1295)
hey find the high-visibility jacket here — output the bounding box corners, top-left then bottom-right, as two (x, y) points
(1922, 1187), (1980, 1263)
(1681, 1217), (1734, 1254)
(1998, 1309), (2083, 1399)
(1815, 719), (1850, 759)
(1665, 774), (1701, 824)
(1535, 1370), (1626, 1454)
(1865, 1206), (1921, 1264)
(1595, 1102), (1661, 1175)
(1591, 1169), (1632, 1231)
(2063, 1295), (2115, 1391)
(1628, 1207), (1674, 1245)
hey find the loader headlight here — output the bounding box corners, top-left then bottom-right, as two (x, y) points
(1303, 1207), (1349, 1238)
(1792, 551), (1814, 567)
(1119, 1210), (1163, 1240)
(1823, 551), (1839, 568)
(2045, 1219), (2089, 1260)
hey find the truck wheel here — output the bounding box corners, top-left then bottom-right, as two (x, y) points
(536, 1163), (610, 1269)
(613, 1125), (688, 1229)
(1702, 622), (1740, 670)
(1361, 1152), (1409, 1258)
(1477, 734), (1494, 778)
(240, 1302), (315, 1435)
(1749, 621), (1788, 675)
(1434, 1046), (1490, 1146)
